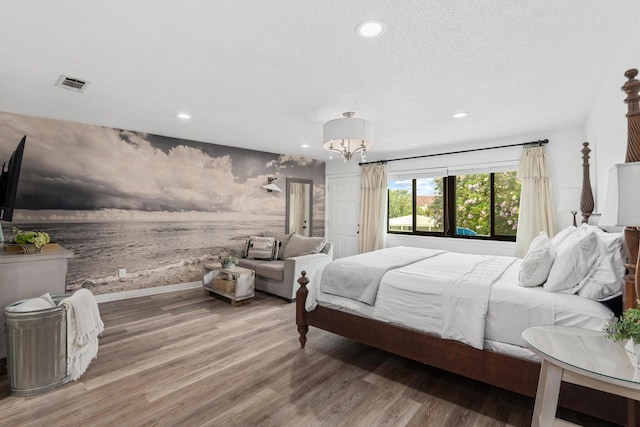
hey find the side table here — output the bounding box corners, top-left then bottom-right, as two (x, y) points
(522, 325), (640, 427)
(203, 264), (255, 305)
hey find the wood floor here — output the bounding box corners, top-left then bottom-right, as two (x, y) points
(0, 289), (621, 427)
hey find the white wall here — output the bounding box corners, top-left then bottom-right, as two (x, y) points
(325, 125), (587, 256)
(585, 17), (640, 212)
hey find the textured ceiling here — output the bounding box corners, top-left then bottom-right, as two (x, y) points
(1, 1), (640, 161)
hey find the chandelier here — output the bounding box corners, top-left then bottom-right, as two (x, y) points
(322, 112), (373, 162)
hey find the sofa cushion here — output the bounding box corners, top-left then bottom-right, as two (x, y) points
(283, 233), (326, 259)
(255, 261), (285, 282)
(246, 236), (276, 260)
(237, 258), (265, 270)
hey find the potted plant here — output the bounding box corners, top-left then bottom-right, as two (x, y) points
(8, 227), (54, 253)
(220, 255), (238, 269)
(603, 305), (640, 367)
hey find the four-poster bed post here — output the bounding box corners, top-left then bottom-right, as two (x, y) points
(622, 68), (640, 312)
(621, 66), (640, 427)
(580, 142), (594, 224)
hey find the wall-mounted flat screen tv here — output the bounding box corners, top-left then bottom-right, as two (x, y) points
(0, 135), (26, 222)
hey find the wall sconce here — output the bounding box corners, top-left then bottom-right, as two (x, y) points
(261, 177), (282, 193)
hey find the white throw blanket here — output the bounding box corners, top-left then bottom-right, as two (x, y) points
(320, 246), (445, 305)
(440, 255), (516, 348)
(60, 289), (104, 381)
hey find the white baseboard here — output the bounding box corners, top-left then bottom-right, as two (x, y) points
(94, 281), (201, 303)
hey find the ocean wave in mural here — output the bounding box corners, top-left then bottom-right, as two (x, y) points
(0, 112), (325, 294)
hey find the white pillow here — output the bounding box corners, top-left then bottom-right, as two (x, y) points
(246, 236), (276, 260)
(577, 231), (625, 301)
(550, 225), (577, 251)
(5, 293), (57, 312)
(544, 229), (600, 293)
(519, 232), (555, 287)
(282, 233), (326, 259)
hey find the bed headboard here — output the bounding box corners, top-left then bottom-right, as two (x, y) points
(620, 69), (640, 311)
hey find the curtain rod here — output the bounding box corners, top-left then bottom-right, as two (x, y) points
(359, 138), (549, 166)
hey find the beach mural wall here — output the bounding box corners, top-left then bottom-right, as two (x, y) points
(0, 112), (325, 295)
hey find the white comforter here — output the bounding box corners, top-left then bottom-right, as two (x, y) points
(375, 252), (515, 349)
(306, 250), (614, 354)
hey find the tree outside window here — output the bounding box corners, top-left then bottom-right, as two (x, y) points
(388, 180), (413, 232)
(416, 178), (443, 232)
(455, 173), (490, 236)
(493, 171), (521, 237)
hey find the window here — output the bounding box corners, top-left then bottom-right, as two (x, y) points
(388, 179), (414, 232)
(416, 178), (444, 232)
(493, 171), (521, 237)
(388, 171), (520, 241)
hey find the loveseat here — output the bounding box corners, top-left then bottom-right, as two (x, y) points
(237, 232), (333, 302)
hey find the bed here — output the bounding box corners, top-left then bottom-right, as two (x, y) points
(296, 69), (640, 426)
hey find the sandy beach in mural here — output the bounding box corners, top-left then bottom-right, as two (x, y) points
(66, 255), (213, 295)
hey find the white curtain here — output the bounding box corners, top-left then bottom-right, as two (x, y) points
(359, 163), (388, 253)
(515, 146), (557, 257)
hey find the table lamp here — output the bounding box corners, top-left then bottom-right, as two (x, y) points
(599, 162), (640, 308)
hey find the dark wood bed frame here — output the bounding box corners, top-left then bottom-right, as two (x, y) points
(296, 69), (640, 426)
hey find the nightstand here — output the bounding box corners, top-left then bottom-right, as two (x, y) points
(522, 325), (640, 427)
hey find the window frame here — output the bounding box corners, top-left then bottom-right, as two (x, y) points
(387, 172), (518, 242)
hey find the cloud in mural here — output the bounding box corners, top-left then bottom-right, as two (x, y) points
(265, 154), (320, 171)
(0, 112), (325, 221)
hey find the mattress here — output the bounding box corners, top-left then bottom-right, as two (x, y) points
(307, 257), (614, 359)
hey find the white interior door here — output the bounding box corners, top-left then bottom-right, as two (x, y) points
(326, 175), (360, 258)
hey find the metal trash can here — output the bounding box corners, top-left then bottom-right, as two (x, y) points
(4, 294), (70, 396)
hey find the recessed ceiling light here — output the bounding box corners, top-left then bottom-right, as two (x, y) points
(452, 112), (468, 119)
(357, 20), (386, 38)
(176, 113), (191, 119)
(300, 144), (310, 148)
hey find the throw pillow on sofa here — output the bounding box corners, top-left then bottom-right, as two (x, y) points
(282, 233), (326, 259)
(246, 236), (277, 260)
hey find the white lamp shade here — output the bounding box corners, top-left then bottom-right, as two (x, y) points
(322, 117), (373, 151)
(261, 183), (282, 192)
(599, 162), (640, 227)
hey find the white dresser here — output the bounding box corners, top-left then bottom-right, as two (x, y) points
(0, 247), (73, 359)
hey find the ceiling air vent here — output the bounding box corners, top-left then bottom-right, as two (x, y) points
(55, 75), (88, 93)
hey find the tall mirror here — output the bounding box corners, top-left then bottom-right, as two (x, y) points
(286, 178), (313, 236)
